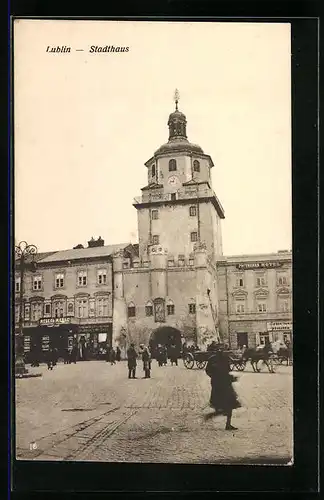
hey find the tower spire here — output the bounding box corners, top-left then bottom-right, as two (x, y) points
(174, 88), (180, 111)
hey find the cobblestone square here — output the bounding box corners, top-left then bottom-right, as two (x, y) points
(15, 360), (293, 464)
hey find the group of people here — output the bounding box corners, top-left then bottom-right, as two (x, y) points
(127, 343), (151, 379)
(156, 344), (180, 367)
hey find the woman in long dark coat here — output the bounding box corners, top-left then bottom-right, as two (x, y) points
(205, 349), (241, 430)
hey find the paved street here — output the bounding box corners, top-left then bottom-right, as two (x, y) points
(15, 359), (293, 464)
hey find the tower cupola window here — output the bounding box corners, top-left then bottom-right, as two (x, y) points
(193, 160), (200, 172)
(151, 164), (156, 177)
(169, 159), (177, 172)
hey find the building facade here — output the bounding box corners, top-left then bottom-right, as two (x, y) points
(14, 239), (137, 360)
(217, 251), (292, 349)
(15, 99), (292, 359)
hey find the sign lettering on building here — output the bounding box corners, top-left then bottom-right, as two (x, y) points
(236, 262), (283, 270)
(79, 324), (111, 334)
(39, 317), (71, 326)
(267, 321), (292, 331)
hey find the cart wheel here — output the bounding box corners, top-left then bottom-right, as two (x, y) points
(230, 363), (235, 371)
(237, 361), (246, 371)
(196, 360), (207, 370)
(183, 354), (194, 369)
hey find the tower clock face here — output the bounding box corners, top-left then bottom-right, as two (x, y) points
(168, 175), (179, 186)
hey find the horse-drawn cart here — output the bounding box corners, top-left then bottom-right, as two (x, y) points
(228, 352), (246, 371)
(182, 351), (211, 370)
(182, 349), (247, 371)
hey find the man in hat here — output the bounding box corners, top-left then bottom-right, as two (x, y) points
(139, 344), (151, 379)
(127, 343), (138, 379)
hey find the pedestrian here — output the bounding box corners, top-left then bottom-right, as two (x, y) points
(63, 347), (70, 364)
(116, 346), (121, 362)
(207, 341), (218, 352)
(106, 345), (111, 363)
(139, 344), (151, 378)
(71, 342), (78, 364)
(204, 349), (241, 430)
(30, 343), (40, 367)
(169, 343), (178, 366)
(156, 344), (163, 367)
(127, 343), (137, 379)
(110, 347), (116, 365)
(46, 348), (55, 370)
(162, 345), (168, 366)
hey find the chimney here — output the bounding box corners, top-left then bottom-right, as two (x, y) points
(88, 237), (105, 248)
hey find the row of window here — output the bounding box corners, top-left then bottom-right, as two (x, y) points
(15, 296), (110, 322)
(122, 256), (195, 269)
(15, 269), (108, 292)
(234, 274), (290, 288)
(235, 299), (290, 314)
(150, 232), (198, 246)
(151, 159), (201, 177)
(127, 302), (196, 318)
(151, 205), (197, 220)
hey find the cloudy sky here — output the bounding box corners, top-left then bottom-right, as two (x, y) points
(14, 20), (291, 255)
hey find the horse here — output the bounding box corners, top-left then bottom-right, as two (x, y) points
(242, 344), (276, 373)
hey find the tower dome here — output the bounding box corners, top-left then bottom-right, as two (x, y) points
(154, 89), (204, 156)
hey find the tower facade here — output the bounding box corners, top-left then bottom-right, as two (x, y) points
(113, 92), (226, 350)
(134, 94), (225, 265)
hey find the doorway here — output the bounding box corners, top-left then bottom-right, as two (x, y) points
(237, 332), (248, 349)
(149, 326), (182, 359)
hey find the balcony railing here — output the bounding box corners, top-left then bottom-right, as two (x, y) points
(133, 188), (219, 205)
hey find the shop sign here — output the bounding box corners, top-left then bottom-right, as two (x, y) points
(78, 323), (111, 334)
(41, 335), (50, 351)
(39, 317), (71, 326)
(24, 336), (31, 352)
(267, 321), (292, 331)
(236, 262), (283, 270)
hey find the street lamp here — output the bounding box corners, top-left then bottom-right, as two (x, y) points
(15, 241), (37, 377)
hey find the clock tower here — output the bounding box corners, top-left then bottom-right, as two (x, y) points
(133, 90), (225, 263)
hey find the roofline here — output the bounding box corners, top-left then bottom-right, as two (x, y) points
(133, 194), (225, 219)
(144, 152), (214, 167)
(29, 254), (114, 268)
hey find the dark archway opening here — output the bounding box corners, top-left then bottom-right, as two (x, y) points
(149, 326), (182, 359)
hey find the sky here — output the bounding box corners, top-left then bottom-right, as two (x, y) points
(14, 20), (291, 256)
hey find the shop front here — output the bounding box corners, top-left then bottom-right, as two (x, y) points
(21, 319), (112, 362)
(266, 321), (293, 345)
(75, 322), (112, 360)
(22, 318), (79, 363)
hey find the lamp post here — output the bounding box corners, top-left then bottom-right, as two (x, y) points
(15, 241), (37, 377)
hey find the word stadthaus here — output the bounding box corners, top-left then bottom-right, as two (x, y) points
(89, 45), (129, 53)
(45, 45), (130, 54)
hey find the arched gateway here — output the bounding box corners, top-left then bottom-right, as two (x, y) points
(149, 326), (182, 359)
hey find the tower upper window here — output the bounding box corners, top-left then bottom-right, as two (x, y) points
(169, 159), (177, 172)
(193, 160), (200, 172)
(189, 206), (197, 217)
(151, 164), (156, 177)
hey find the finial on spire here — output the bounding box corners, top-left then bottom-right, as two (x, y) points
(174, 88), (180, 111)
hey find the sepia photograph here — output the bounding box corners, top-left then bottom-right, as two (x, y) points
(13, 19), (293, 465)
